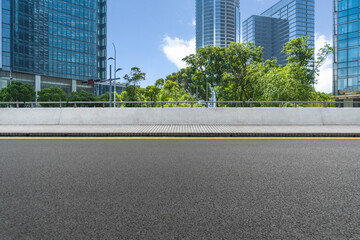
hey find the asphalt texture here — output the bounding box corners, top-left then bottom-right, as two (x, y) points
(1, 139), (360, 239)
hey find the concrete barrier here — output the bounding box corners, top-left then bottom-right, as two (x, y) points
(0, 108), (359, 125)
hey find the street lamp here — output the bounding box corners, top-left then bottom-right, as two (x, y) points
(114, 67), (122, 107)
(108, 43), (122, 108)
(108, 59), (113, 108)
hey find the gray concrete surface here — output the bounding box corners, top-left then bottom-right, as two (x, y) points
(1, 139), (360, 239)
(1, 124), (360, 137)
(1, 108), (360, 125)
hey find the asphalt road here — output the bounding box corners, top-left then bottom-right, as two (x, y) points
(1, 139), (360, 239)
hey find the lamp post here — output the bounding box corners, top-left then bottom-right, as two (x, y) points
(114, 68), (122, 107)
(113, 43), (117, 108)
(108, 43), (122, 108)
(108, 64), (112, 108)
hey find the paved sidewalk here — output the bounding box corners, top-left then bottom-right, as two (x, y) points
(0, 125), (360, 137)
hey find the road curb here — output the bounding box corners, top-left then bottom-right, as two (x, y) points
(1, 132), (360, 137)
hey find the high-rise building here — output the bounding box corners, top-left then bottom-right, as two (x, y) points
(0, 0), (107, 95)
(333, 0), (360, 103)
(196, 0), (241, 50)
(243, 0), (315, 66)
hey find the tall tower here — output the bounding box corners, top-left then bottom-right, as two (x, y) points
(0, 0), (107, 94)
(243, 0), (315, 66)
(333, 0), (360, 103)
(196, 0), (241, 50)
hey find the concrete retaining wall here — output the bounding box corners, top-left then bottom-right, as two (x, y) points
(0, 108), (359, 125)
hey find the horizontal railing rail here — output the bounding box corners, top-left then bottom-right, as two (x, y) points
(0, 101), (359, 108)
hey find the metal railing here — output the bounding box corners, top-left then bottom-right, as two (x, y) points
(0, 101), (359, 108)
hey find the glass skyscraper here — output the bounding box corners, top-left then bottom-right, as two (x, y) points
(196, 0), (241, 50)
(333, 0), (360, 100)
(243, 0), (315, 66)
(0, 0), (106, 95)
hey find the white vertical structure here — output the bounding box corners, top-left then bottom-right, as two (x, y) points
(35, 75), (41, 97)
(72, 80), (77, 92)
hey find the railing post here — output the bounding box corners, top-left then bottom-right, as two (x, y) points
(280, 102), (283, 108)
(323, 102), (327, 108)
(16, 102), (19, 108)
(102, 103), (105, 108)
(31, 103), (34, 108)
(295, 102), (297, 108)
(250, 102), (253, 108)
(191, 103), (194, 108)
(146, 103), (149, 108)
(235, 102), (238, 108)
(59, 102), (62, 108)
(162, 103), (164, 108)
(74, 103), (77, 108)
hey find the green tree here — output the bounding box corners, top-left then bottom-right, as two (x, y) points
(282, 36), (314, 66)
(310, 92), (333, 102)
(69, 90), (98, 101)
(144, 79), (163, 106)
(220, 42), (263, 102)
(309, 92), (334, 107)
(248, 60), (296, 104)
(158, 80), (198, 107)
(184, 46), (227, 101)
(98, 91), (120, 106)
(68, 90), (98, 107)
(0, 81), (36, 104)
(123, 85), (138, 101)
(123, 67), (146, 101)
(165, 68), (196, 97)
(37, 87), (67, 107)
(313, 43), (334, 84)
(183, 51), (209, 100)
(98, 92), (112, 102)
(281, 36), (333, 101)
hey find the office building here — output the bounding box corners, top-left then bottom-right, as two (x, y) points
(0, 0), (107, 95)
(196, 0), (241, 49)
(333, 0), (360, 104)
(243, 0), (315, 66)
(93, 81), (126, 97)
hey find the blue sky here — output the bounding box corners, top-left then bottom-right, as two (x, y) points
(107, 0), (333, 92)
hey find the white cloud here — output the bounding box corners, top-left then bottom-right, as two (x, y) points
(314, 33), (333, 93)
(162, 36), (196, 69)
(192, 19), (196, 26)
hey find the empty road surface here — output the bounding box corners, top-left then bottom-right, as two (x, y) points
(1, 138), (360, 239)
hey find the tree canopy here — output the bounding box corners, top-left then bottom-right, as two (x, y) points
(0, 81), (36, 103)
(0, 37), (334, 107)
(101, 38), (333, 105)
(68, 90), (98, 102)
(37, 87), (67, 107)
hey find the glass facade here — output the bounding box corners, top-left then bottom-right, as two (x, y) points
(196, 0), (241, 49)
(243, 16), (290, 65)
(93, 82), (126, 97)
(1, 0), (106, 81)
(243, 0), (315, 66)
(334, 0), (360, 95)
